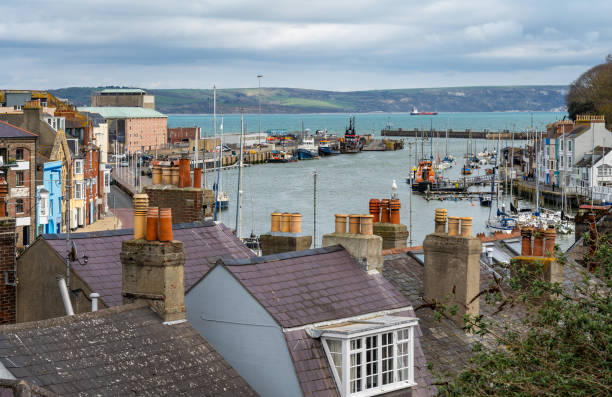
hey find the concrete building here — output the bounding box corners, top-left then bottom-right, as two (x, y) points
(78, 107), (167, 154)
(91, 88), (155, 109)
(0, 120), (38, 247)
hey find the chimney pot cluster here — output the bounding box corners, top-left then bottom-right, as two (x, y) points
(520, 226), (556, 257)
(335, 214), (375, 235)
(133, 195), (174, 242)
(434, 209), (472, 237)
(369, 198), (401, 224)
(152, 158), (202, 189)
(270, 212), (302, 234)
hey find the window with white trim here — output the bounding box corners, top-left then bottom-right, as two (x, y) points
(74, 181), (84, 199)
(74, 159), (83, 175)
(318, 315), (417, 397)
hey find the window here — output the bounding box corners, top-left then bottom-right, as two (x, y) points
(16, 199), (23, 213)
(568, 141), (572, 151)
(320, 316), (417, 397)
(74, 160), (83, 175)
(15, 148), (24, 160)
(16, 171), (24, 186)
(74, 182), (84, 199)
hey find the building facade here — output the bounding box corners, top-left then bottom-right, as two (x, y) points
(91, 88), (155, 109)
(0, 120), (37, 247)
(39, 160), (62, 235)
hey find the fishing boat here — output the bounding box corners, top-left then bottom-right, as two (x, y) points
(215, 191), (229, 209)
(410, 106), (438, 115)
(268, 150), (294, 163)
(318, 139), (340, 156)
(461, 164), (472, 175)
(296, 137), (319, 160)
(340, 116), (362, 153)
(479, 196), (492, 207)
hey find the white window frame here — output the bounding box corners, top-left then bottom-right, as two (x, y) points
(74, 159), (83, 175)
(321, 323), (416, 397)
(74, 181), (84, 200)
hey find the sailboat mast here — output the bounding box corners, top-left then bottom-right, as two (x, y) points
(213, 117), (223, 221)
(235, 111), (245, 238)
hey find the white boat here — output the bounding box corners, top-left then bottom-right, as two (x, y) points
(216, 191), (229, 209)
(297, 137), (319, 160)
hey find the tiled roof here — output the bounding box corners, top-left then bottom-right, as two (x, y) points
(566, 124), (589, 138)
(0, 120), (38, 138)
(0, 303), (258, 396)
(223, 245), (410, 328)
(43, 221), (254, 307)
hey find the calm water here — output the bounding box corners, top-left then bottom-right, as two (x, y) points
(168, 112), (574, 249)
(168, 111), (566, 136)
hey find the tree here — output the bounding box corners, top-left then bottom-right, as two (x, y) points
(566, 55), (612, 128)
(439, 235), (612, 396)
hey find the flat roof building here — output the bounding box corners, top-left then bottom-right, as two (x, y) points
(91, 88), (155, 109)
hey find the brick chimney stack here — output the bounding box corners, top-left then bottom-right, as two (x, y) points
(423, 210), (481, 328)
(120, 208), (186, 323)
(0, 218), (17, 324)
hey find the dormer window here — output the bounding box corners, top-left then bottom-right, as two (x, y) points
(317, 315), (417, 396)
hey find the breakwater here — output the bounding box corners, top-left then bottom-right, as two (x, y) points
(381, 128), (531, 139)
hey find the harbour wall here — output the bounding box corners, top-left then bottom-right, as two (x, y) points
(381, 129), (530, 139)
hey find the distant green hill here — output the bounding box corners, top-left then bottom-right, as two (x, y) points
(50, 85), (567, 114)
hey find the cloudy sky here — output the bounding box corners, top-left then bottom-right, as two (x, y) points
(1, 0), (611, 91)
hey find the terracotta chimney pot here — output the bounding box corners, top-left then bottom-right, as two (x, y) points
(360, 214), (374, 235)
(533, 229), (544, 256)
(380, 199), (390, 223)
(158, 208), (173, 242)
(543, 227), (556, 256)
(193, 168), (202, 188)
(460, 217), (472, 237)
(434, 208), (448, 234)
(280, 213), (291, 232)
(152, 166), (162, 185)
(145, 207), (159, 241)
(178, 158), (191, 188)
(369, 199), (381, 223)
(335, 214), (348, 234)
(170, 166), (180, 186)
(271, 212), (282, 232)
(447, 216), (460, 236)
(290, 213), (302, 234)
(348, 214), (361, 234)
(521, 227), (533, 256)
(389, 199), (401, 224)
(162, 167), (172, 185)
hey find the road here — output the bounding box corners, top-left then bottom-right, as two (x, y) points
(108, 185), (134, 229)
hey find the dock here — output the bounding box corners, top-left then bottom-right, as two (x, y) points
(382, 128), (531, 139)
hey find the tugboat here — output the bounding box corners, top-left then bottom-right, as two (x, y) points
(340, 116), (362, 154)
(296, 137), (319, 160)
(268, 150), (294, 163)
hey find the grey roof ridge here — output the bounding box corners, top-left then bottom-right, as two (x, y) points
(222, 245), (345, 266)
(42, 220), (218, 240)
(0, 302), (150, 333)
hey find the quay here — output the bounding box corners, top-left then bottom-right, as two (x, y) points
(382, 128), (531, 139)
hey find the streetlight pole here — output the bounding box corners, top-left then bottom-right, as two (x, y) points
(257, 74), (263, 146)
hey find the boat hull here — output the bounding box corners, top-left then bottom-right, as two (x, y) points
(297, 148), (319, 160)
(319, 146), (340, 156)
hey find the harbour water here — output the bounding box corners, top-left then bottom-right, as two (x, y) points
(168, 112), (574, 249)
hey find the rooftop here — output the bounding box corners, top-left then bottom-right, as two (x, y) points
(0, 302), (258, 396)
(0, 120), (38, 138)
(42, 221), (254, 307)
(222, 245), (410, 328)
(77, 106), (166, 119)
(98, 88), (146, 94)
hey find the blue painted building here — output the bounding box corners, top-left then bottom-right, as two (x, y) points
(38, 161), (62, 235)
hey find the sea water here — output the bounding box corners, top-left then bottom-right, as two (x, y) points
(168, 112), (573, 249)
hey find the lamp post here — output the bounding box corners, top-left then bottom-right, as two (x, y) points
(257, 74), (263, 146)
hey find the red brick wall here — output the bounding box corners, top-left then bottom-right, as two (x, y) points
(167, 127), (197, 144)
(144, 186), (203, 224)
(0, 218), (16, 324)
(83, 148), (101, 224)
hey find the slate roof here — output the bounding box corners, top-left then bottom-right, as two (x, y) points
(0, 302), (258, 397)
(42, 221), (254, 307)
(575, 146), (611, 167)
(223, 245), (410, 328)
(565, 124), (589, 139)
(0, 120), (38, 138)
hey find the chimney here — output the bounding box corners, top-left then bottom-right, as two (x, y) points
(434, 208), (447, 233)
(120, 208), (186, 323)
(23, 100), (42, 135)
(372, 198), (409, 249)
(0, 177), (7, 217)
(323, 213), (383, 273)
(512, 226), (562, 288)
(133, 193), (149, 239)
(178, 157), (191, 188)
(369, 199), (381, 222)
(260, 211), (312, 255)
(424, 210), (481, 328)
(0, 217), (17, 324)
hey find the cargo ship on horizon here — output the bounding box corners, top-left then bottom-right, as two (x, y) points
(410, 106), (438, 115)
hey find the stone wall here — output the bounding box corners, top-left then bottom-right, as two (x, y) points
(145, 186), (203, 224)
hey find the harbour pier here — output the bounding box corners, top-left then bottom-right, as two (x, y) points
(382, 128), (531, 139)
